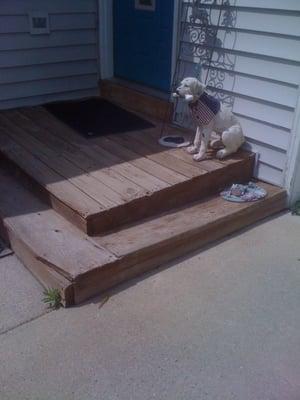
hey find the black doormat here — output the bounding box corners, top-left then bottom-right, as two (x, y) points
(45, 98), (154, 138)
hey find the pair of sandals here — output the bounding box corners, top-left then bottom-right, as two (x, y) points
(221, 182), (267, 203)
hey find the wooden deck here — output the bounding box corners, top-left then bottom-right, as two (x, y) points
(0, 168), (286, 305)
(0, 105), (254, 235)
(0, 97), (288, 305)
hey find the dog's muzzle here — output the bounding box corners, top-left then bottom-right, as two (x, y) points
(172, 89), (183, 98)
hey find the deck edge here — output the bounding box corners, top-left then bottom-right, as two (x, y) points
(73, 186), (287, 304)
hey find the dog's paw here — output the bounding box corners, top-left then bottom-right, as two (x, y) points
(193, 153), (206, 161)
(187, 145), (198, 154)
(216, 149), (228, 159)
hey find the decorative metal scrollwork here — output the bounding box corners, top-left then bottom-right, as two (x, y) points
(172, 0), (238, 127)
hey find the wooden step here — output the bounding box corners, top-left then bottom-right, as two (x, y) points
(0, 106), (255, 235)
(0, 168), (287, 306)
(100, 79), (172, 121)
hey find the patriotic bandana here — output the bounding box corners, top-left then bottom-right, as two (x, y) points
(189, 92), (220, 126)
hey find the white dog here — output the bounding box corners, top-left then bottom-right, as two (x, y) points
(173, 77), (245, 161)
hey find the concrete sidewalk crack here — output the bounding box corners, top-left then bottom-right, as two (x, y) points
(0, 309), (53, 336)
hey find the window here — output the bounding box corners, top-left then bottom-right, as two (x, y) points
(135, 0), (156, 11)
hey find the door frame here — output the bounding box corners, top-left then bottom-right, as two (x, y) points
(98, 0), (114, 80)
(98, 0), (180, 91)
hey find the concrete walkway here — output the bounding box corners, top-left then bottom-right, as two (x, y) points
(0, 254), (46, 335)
(0, 212), (299, 400)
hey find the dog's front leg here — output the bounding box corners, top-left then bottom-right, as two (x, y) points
(193, 128), (210, 161)
(187, 126), (201, 154)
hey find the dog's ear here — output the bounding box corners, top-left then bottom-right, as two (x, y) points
(190, 79), (206, 97)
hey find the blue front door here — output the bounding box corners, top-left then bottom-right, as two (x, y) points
(113, 0), (174, 92)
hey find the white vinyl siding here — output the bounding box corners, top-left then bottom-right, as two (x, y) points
(176, 1), (300, 186)
(0, 0), (99, 110)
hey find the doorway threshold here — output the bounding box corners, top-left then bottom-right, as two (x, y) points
(100, 78), (173, 121)
(109, 78), (170, 100)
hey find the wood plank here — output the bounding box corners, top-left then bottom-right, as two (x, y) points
(23, 107), (148, 197)
(92, 135), (187, 185)
(149, 126), (255, 173)
(15, 109), (146, 202)
(0, 127), (102, 219)
(0, 114), (118, 209)
(148, 121), (256, 171)
(33, 106), (169, 192)
(114, 130), (207, 178)
(149, 126), (231, 166)
(0, 113), (122, 209)
(146, 128), (226, 172)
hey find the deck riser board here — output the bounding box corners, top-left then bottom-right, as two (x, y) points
(73, 192), (286, 304)
(100, 79), (172, 121)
